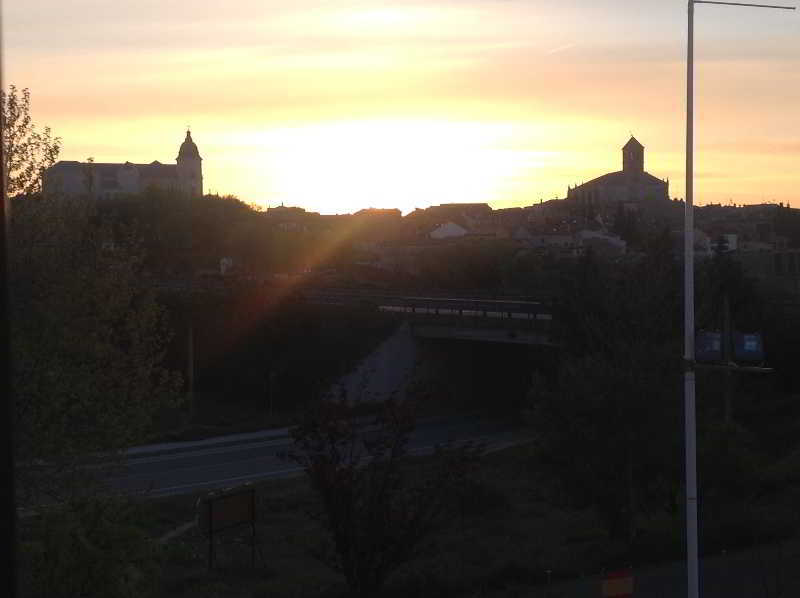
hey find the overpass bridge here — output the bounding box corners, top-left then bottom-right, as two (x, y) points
(304, 290), (559, 346)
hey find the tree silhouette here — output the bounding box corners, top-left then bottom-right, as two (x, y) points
(534, 241), (683, 544)
(1, 86), (61, 196)
(288, 399), (481, 597)
(10, 196), (183, 504)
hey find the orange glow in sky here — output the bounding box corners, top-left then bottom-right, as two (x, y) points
(5, 0), (799, 213)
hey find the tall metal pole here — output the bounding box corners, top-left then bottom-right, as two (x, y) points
(685, 3), (794, 597)
(0, 14), (20, 595)
(684, 6), (699, 598)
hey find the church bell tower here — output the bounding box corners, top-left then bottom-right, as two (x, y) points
(176, 130), (203, 197)
(622, 136), (644, 174)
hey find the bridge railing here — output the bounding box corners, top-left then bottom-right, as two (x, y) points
(378, 303), (553, 333)
(304, 290), (557, 333)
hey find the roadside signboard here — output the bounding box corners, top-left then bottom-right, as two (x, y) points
(696, 331), (766, 364)
(196, 485), (256, 569)
(734, 332), (765, 363)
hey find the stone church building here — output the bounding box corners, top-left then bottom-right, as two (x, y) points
(43, 130), (203, 199)
(567, 137), (669, 203)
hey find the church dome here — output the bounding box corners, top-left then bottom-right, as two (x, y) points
(177, 130), (201, 160)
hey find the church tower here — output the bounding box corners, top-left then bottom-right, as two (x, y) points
(176, 130), (203, 197)
(622, 136), (644, 174)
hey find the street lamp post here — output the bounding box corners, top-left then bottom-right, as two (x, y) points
(684, 3), (795, 598)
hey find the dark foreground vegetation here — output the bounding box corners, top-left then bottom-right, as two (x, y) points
(18, 438), (800, 598)
(11, 191), (800, 597)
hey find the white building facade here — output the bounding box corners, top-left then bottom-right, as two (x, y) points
(43, 130), (203, 199)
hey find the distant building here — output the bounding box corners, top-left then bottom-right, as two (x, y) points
(219, 257), (235, 276)
(574, 229), (627, 258)
(567, 137), (669, 204)
(430, 221), (469, 240)
(739, 240), (773, 253)
(511, 225), (535, 243)
(740, 248), (800, 295)
(529, 233), (574, 249)
(670, 228), (713, 259)
(266, 205), (313, 232)
(417, 203), (492, 227)
(43, 130), (203, 199)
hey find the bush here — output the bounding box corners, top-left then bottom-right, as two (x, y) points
(698, 421), (764, 504)
(20, 497), (163, 598)
(700, 503), (798, 554)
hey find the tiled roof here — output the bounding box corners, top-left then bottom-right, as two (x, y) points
(575, 170), (665, 189)
(623, 136), (643, 149)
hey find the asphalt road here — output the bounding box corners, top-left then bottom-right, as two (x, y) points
(104, 414), (520, 498)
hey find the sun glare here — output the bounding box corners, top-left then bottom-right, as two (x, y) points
(247, 120), (541, 214)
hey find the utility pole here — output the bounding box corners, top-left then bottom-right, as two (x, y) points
(684, 3), (795, 598)
(684, 7), (697, 598)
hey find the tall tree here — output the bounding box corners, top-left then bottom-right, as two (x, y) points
(531, 342), (681, 543)
(9, 195), (183, 504)
(2, 86), (61, 197)
(289, 399), (480, 598)
(534, 241), (683, 543)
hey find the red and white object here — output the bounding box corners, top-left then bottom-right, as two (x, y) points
(602, 568), (634, 598)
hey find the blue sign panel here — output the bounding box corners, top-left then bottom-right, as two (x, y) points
(734, 332), (765, 363)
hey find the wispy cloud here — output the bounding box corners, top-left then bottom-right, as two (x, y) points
(545, 43), (576, 55)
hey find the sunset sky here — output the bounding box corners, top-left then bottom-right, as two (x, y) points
(5, 0), (799, 214)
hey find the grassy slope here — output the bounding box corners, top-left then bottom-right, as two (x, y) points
(143, 439), (798, 598)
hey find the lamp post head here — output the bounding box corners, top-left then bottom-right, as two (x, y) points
(693, 1), (795, 9)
